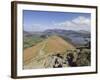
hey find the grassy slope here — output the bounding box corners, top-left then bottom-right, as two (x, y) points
(23, 35), (76, 67)
(24, 36), (44, 49)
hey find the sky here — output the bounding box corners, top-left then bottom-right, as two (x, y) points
(23, 10), (91, 32)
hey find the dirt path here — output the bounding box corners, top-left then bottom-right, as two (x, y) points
(39, 39), (48, 56)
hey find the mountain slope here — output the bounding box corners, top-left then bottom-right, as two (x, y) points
(23, 35), (76, 68)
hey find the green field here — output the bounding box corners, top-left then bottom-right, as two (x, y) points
(23, 36), (45, 49)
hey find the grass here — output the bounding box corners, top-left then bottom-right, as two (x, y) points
(23, 36), (44, 49)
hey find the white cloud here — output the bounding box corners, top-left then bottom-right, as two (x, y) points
(54, 16), (91, 31)
(72, 16), (90, 26)
(55, 21), (75, 27)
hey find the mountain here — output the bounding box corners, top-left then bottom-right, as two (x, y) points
(43, 29), (90, 38)
(23, 35), (76, 68)
(78, 30), (90, 34)
(23, 31), (32, 37)
(24, 29), (90, 46)
(23, 29), (91, 69)
(44, 29), (90, 45)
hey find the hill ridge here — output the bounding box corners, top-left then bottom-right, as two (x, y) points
(24, 35), (76, 65)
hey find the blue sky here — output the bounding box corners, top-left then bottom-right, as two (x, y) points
(23, 10), (91, 32)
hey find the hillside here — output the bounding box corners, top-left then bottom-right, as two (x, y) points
(23, 35), (76, 69)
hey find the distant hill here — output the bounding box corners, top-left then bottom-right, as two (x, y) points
(78, 30), (90, 34)
(23, 31), (32, 37)
(24, 29), (90, 46)
(24, 35), (76, 67)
